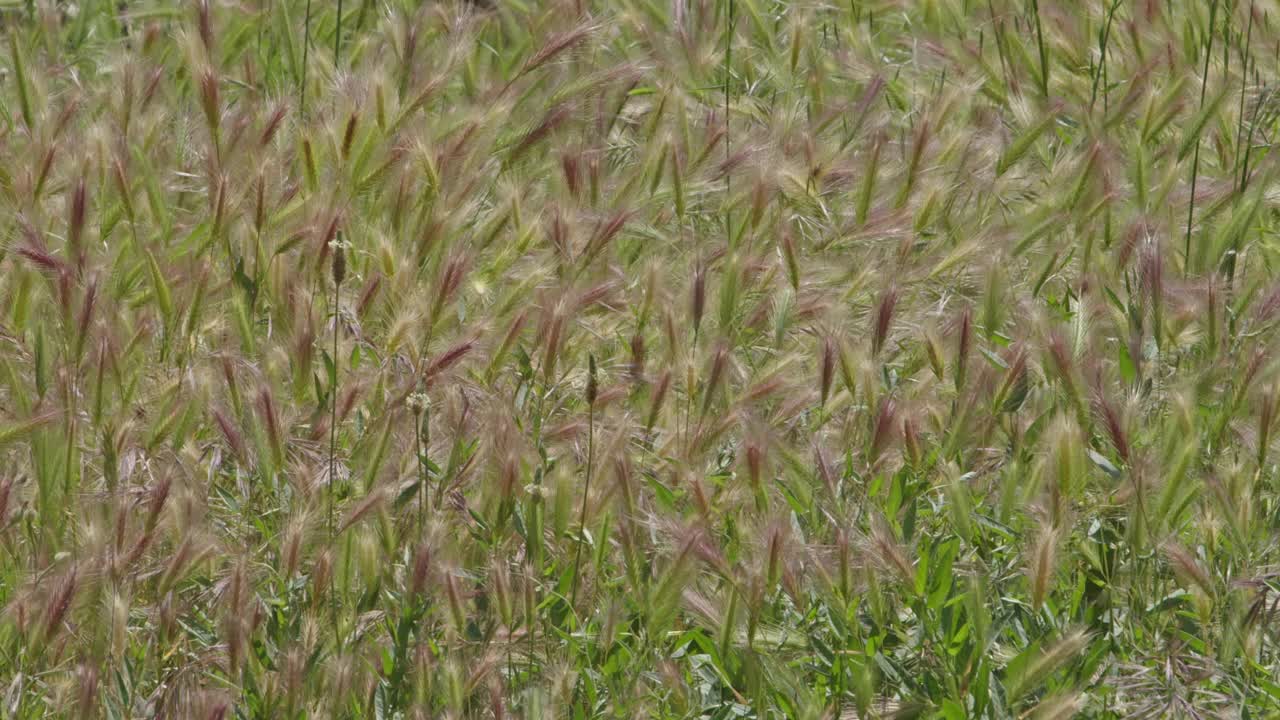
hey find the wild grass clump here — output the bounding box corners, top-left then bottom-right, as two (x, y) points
(4, 0), (1280, 717)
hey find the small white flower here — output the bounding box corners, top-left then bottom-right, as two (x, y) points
(407, 392), (430, 413)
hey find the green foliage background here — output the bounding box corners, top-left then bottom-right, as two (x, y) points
(1, 0), (1279, 717)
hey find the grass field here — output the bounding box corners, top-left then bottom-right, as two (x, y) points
(3, 0), (1280, 717)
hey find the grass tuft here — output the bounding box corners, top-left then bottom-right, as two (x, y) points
(0, 1), (1277, 717)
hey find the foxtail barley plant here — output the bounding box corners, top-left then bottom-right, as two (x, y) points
(5, 0), (1280, 718)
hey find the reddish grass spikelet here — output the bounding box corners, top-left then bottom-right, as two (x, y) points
(253, 173), (266, 234)
(691, 264), (706, 339)
(341, 112), (359, 159)
(583, 209), (632, 264)
(765, 521), (787, 589)
(281, 519), (304, 580)
(1029, 692), (1084, 720)
(1029, 524), (1059, 610)
(868, 396), (899, 467)
(561, 152), (581, 198)
(781, 230), (800, 290)
(993, 344), (1029, 411)
(1139, 239), (1163, 332)
(575, 280), (617, 312)
(43, 567), (78, 642)
(537, 306), (565, 385)
(1260, 384), (1278, 466)
(489, 677), (506, 720)
(260, 105), (287, 146)
(750, 178), (769, 228)
(715, 145), (753, 180)
(646, 370), (672, 433)
(1093, 391), (1130, 465)
(196, 0), (214, 52)
(213, 408), (248, 462)
(519, 24), (595, 77)
(33, 145), (56, 199)
(586, 353), (598, 406)
(547, 207), (572, 261)
(444, 572), (466, 631)
(145, 475), (171, 532)
(629, 332), (646, 381)
(111, 157), (135, 221)
(75, 277), (97, 358)
(871, 286), (899, 356)
(955, 306), (973, 390)
(487, 310), (528, 381)
(510, 104), (571, 162)
(337, 384), (362, 424)
(424, 339), (476, 383)
(315, 212), (340, 269)
(57, 265), (75, 322)
(814, 446), (836, 498)
(546, 419), (586, 442)
(410, 543), (434, 599)
(75, 663), (99, 717)
(224, 561), (247, 673)
(311, 551), (333, 608)
(15, 240), (64, 275)
(257, 388), (284, 465)
(1165, 542), (1213, 595)
(744, 435), (766, 493)
(902, 415), (923, 467)
(0, 478), (12, 527)
(199, 68), (220, 136)
(1240, 347), (1268, 405)
(869, 515), (913, 586)
(1252, 283), (1280, 326)
(356, 273), (382, 317)
(741, 372), (787, 405)
(1046, 330), (1079, 401)
(819, 335), (835, 405)
(67, 177), (87, 271)
(1007, 629), (1089, 701)
(924, 327), (945, 380)
(51, 97), (79, 141)
(431, 254), (469, 321)
(140, 65), (164, 110)
(121, 531), (154, 574)
(337, 488), (387, 535)
(700, 343), (729, 416)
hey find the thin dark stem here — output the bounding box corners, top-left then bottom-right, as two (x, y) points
(356, 0), (372, 33)
(334, 0), (344, 67)
(425, 401), (435, 512)
(301, 0), (313, 118)
(1234, 1), (1256, 195)
(1227, 1), (1256, 283)
(1240, 89), (1265, 194)
(570, 400), (594, 611)
(414, 408), (425, 531)
(987, 0), (1011, 99)
(1030, 0), (1048, 98)
(1090, 0), (1121, 111)
(725, 0), (733, 200)
(328, 281), (340, 542)
(1184, 0), (1220, 277)
(327, 270), (342, 649)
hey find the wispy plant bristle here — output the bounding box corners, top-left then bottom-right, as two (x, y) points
(0, 1), (1274, 716)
